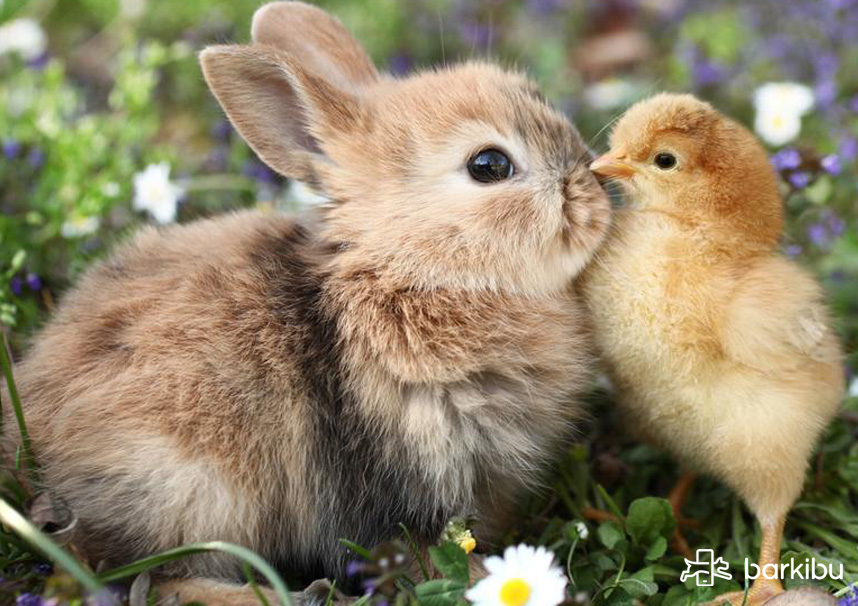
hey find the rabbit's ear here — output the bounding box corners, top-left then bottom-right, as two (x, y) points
(200, 44), (361, 184)
(250, 2), (378, 89)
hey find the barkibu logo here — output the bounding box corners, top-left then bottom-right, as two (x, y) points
(681, 549), (843, 585)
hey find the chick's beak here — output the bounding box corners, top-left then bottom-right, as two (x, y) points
(590, 152), (636, 179)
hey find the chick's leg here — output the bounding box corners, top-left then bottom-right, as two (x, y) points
(668, 471), (697, 558)
(707, 515), (785, 606)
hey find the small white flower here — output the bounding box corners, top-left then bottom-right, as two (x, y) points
(753, 82), (814, 146)
(754, 109), (802, 147)
(0, 18), (47, 61)
(754, 82), (814, 116)
(584, 78), (638, 111)
(574, 521), (589, 541)
(119, 0), (147, 19)
(849, 377), (858, 399)
(61, 215), (101, 239)
(102, 182), (120, 197)
(286, 179), (329, 207)
(133, 162), (184, 224)
(466, 544), (566, 606)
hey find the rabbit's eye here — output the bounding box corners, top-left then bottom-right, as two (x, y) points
(468, 149), (514, 183)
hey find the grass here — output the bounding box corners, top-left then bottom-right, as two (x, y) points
(1, 328), (857, 605)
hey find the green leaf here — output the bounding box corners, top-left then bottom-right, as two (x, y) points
(645, 536), (668, 561)
(626, 498), (676, 546)
(414, 579), (467, 606)
(618, 576), (659, 598)
(428, 541), (469, 584)
(598, 521), (625, 550)
(605, 587), (634, 606)
(805, 176), (833, 205)
(9, 250), (26, 275)
(662, 584), (694, 606)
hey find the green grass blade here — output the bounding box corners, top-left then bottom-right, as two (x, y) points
(595, 484), (625, 522)
(97, 541), (292, 606)
(0, 331), (39, 483)
(339, 538), (373, 561)
(0, 497), (103, 594)
(243, 562), (272, 606)
(398, 523), (430, 581)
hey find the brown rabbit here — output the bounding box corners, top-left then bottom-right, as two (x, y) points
(2, 2), (610, 603)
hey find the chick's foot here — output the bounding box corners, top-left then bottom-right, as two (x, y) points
(704, 577), (783, 606)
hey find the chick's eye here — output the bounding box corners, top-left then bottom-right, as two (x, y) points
(654, 152), (677, 170)
(467, 149), (514, 183)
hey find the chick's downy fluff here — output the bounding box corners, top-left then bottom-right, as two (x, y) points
(583, 93), (844, 605)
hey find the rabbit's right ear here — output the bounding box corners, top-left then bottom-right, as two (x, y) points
(200, 44), (362, 185)
(250, 2), (379, 88)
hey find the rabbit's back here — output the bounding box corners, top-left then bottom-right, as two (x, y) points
(9, 211), (336, 576)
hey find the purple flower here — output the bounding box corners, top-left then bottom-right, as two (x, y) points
(839, 136), (858, 161)
(821, 154), (842, 175)
(786, 244), (803, 257)
(16, 594), (43, 606)
(807, 223), (829, 247)
(771, 148), (801, 170)
(693, 59), (726, 87)
(362, 579), (376, 595)
(840, 584), (858, 606)
(815, 79), (837, 109)
(28, 52), (50, 70)
(346, 561), (362, 577)
(86, 587), (123, 606)
(242, 161), (278, 184)
(211, 120), (232, 142)
(849, 96), (858, 113)
(27, 148), (45, 169)
(388, 53), (412, 76)
(25, 273), (42, 292)
(457, 21), (491, 48)
(527, 0), (565, 16)
(788, 172), (810, 189)
(3, 140), (21, 159)
(10, 277), (24, 296)
(826, 211), (845, 237)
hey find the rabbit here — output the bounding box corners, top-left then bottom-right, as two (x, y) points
(2, 2), (610, 603)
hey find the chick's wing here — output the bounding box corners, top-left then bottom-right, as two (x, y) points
(719, 256), (841, 372)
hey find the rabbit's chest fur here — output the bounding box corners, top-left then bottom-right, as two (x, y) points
(11, 212), (591, 583)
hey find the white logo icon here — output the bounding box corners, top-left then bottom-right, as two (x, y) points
(681, 549), (733, 586)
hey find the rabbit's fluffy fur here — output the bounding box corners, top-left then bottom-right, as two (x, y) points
(3, 0), (610, 592)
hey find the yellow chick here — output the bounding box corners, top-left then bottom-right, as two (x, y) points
(582, 93), (844, 605)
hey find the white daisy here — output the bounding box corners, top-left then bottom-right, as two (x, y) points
(584, 78), (639, 111)
(0, 18), (47, 61)
(466, 544), (567, 606)
(849, 377), (858, 399)
(754, 109), (802, 147)
(753, 82), (814, 146)
(60, 214), (100, 239)
(133, 162), (184, 224)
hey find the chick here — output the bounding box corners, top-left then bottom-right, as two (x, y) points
(582, 93), (844, 606)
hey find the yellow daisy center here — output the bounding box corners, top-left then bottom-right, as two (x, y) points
(771, 115), (784, 128)
(499, 578), (531, 606)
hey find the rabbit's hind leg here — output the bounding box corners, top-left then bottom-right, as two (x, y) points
(156, 577), (352, 606)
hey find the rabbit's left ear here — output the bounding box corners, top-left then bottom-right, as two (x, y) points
(251, 1), (379, 90)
